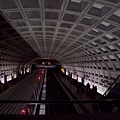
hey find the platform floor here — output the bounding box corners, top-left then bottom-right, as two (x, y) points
(59, 74), (103, 114)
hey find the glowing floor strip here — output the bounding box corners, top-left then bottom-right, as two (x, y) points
(39, 69), (47, 115)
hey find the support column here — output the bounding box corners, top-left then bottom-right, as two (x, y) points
(4, 75), (9, 90)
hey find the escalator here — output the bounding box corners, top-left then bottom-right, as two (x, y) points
(99, 75), (120, 113)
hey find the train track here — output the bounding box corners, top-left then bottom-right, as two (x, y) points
(46, 69), (78, 115)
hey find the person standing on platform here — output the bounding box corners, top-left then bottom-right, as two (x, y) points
(94, 86), (97, 97)
(86, 83), (90, 94)
(91, 85), (97, 98)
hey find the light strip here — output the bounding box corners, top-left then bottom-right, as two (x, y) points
(71, 0), (81, 3)
(39, 68), (47, 115)
(114, 10), (120, 17)
(93, 3), (104, 9)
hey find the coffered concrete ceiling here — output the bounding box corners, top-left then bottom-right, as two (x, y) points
(0, 0), (120, 70)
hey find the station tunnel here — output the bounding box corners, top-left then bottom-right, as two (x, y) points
(0, 0), (120, 120)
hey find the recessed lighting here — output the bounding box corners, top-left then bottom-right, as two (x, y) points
(84, 16), (92, 19)
(114, 10), (120, 17)
(91, 42), (97, 45)
(93, 3), (104, 9)
(116, 54), (120, 59)
(117, 43), (120, 46)
(102, 56), (108, 60)
(101, 21), (110, 26)
(87, 34), (92, 36)
(108, 45), (115, 50)
(108, 55), (115, 59)
(105, 34), (113, 39)
(92, 28), (99, 32)
(95, 49), (100, 53)
(71, 0), (82, 3)
(101, 47), (107, 51)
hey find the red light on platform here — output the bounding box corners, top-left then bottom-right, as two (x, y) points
(42, 71), (44, 74)
(22, 109), (25, 115)
(42, 62), (45, 65)
(38, 76), (41, 80)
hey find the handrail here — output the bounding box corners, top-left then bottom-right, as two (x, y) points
(102, 74), (120, 98)
(0, 99), (120, 104)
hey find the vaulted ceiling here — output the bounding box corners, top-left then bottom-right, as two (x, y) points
(0, 0), (120, 71)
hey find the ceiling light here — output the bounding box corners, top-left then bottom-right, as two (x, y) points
(91, 42), (97, 45)
(108, 45), (115, 50)
(114, 10), (120, 17)
(71, 0), (82, 3)
(92, 28), (99, 32)
(102, 56), (108, 60)
(84, 16), (92, 19)
(93, 3), (104, 9)
(116, 54), (120, 59)
(95, 49), (100, 53)
(97, 57), (101, 60)
(117, 43), (120, 46)
(101, 21), (110, 26)
(105, 34), (113, 39)
(101, 47), (107, 51)
(87, 34), (92, 36)
(90, 50), (95, 53)
(108, 55), (115, 59)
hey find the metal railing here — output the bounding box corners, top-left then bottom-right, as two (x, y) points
(102, 74), (120, 98)
(0, 99), (120, 104)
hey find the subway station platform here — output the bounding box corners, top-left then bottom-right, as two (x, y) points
(57, 73), (103, 114)
(0, 71), (120, 120)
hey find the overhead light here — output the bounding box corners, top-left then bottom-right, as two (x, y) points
(114, 9), (120, 17)
(87, 34), (92, 36)
(90, 50), (95, 53)
(91, 42), (97, 45)
(95, 49), (100, 53)
(101, 47), (107, 51)
(105, 34), (113, 39)
(93, 3), (104, 9)
(71, 0), (82, 3)
(101, 21), (110, 26)
(97, 57), (102, 60)
(84, 16), (92, 19)
(108, 45), (115, 50)
(102, 56), (108, 60)
(116, 54), (120, 59)
(108, 55), (115, 59)
(117, 43), (120, 46)
(92, 28), (99, 32)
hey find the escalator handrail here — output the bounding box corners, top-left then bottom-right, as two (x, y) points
(102, 74), (120, 98)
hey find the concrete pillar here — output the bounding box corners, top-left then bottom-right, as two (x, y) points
(4, 75), (9, 90)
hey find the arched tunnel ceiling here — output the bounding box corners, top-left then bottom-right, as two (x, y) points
(0, 0), (120, 65)
(0, 14), (39, 64)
